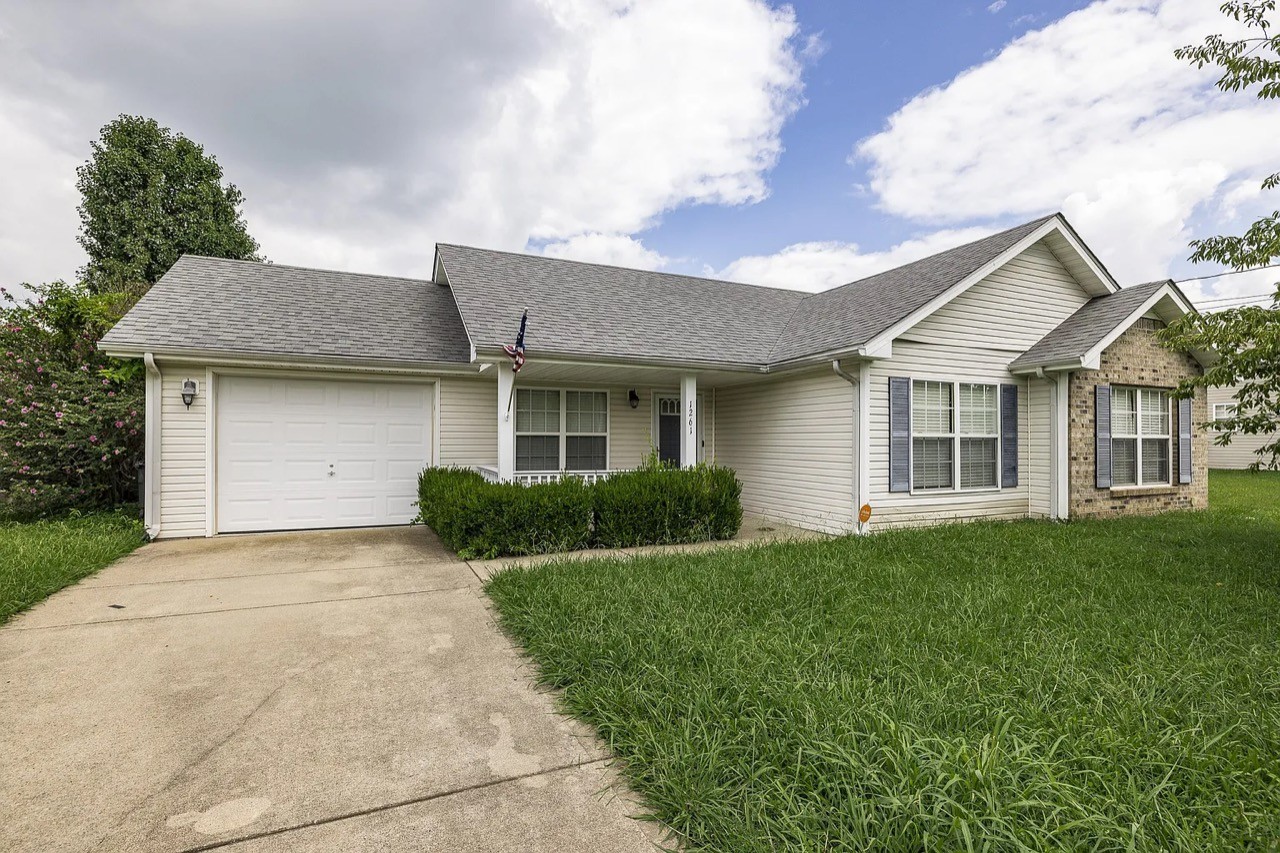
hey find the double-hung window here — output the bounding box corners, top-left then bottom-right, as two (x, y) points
(1212, 402), (1236, 423)
(911, 379), (1001, 491)
(514, 389), (609, 472)
(1111, 387), (1170, 486)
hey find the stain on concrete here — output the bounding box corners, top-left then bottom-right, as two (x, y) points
(426, 633), (454, 654)
(166, 797), (272, 835)
(487, 713), (542, 776)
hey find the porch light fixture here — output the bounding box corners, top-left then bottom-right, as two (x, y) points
(628, 389), (639, 409)
(181, 379), (198, 409)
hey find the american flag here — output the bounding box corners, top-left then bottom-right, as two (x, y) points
(503, 310), (527, 373)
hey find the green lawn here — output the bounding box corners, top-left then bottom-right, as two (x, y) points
(0, 511), (144, 624)
(486, 471), (1280, 851)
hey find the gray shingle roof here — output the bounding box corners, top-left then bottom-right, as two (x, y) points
(1008, 279), (1170, 371)
(99, 256), (472, 365)
(767, 215), (1057, 362)
(435, 244), (805, 367)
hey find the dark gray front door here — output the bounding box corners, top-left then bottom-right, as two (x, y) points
(657, 396), (680, 465)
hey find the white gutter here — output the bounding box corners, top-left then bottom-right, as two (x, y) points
(832, 360), (869, 534)
(142, 353), (162, 539)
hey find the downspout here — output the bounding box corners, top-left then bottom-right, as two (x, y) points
(832, 360), (863, 533)
(143, 353), (162, 539)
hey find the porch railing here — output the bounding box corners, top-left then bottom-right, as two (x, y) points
(472, 466), (629, 486)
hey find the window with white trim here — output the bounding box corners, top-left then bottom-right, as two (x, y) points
(1212, 402), (1236, 423)
(514, 389), (609, 472)
(911, 379), (1001, 491)
(1111, 387), (1170, 486)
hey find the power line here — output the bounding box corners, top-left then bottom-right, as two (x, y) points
(1199, 292), (1278, 306)
(1174, 263), (1280, 285)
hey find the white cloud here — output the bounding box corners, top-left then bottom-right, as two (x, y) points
(539, 233), (669, 269)
(0, 0), (805, 286)
(718, 226), (993, 291)
(987, 1), (1007, 13)
(854, 0), (1280, 285)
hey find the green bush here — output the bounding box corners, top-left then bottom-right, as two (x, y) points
(592, 463), (742, 547)
(415, 460), (743, 558)
(417, 467), (593, 559)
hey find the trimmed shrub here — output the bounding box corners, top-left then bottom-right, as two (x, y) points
(415, 461), (743, 558)
(417, 467), (593, 559)
(592, 463), (743, 547)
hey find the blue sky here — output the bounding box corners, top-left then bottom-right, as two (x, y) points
(647, 0), (1093, 270)
(1, 0), (1276, 304)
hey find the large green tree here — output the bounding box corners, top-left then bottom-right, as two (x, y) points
(76, 115), (260, 292)
(1159, 1), (1280, 470)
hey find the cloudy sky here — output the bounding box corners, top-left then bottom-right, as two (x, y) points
(0, 0), (1276, 306)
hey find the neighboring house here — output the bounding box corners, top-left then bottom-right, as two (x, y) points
(100, 213), (1213, 539)
(1206, 384), (1278, 469)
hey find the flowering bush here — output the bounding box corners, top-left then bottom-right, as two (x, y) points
(0, 281), (144, 519)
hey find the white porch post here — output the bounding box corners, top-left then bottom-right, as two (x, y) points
(1053, 370), (1071, 519)
(680, 374), (698, 468)
(497, 367), (515, 481)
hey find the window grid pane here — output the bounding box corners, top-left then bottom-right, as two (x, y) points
(1112, 388), (1138, 436)
(565, 436), (607, 471)
(1142, 439), (1170, 484)
(959, 437), (998, 489)
(1113, 437), (1138, 486)
(566, 391), (607, 434)
(515, 435), (560, 472)
(958, 384), (998, 436)
(912, 437), (954, 490)
(1140, 389), (1169, 437)
(912, 381), (953, 435)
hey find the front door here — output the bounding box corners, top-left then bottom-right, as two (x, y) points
(657, 396), (681, 465)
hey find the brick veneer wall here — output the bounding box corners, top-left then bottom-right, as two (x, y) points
(1068, 318), (1208, 518)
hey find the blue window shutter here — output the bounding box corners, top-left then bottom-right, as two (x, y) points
(1001, 384), (1019, 488)
(889, 377), (911, 493)
(1178, 396), (1193, 484)
(1095, 384), (1112, 489)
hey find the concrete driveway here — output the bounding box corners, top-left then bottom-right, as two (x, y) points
(0, 527), (664, 853)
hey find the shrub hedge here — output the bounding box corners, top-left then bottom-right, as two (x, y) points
(416, 462), (742, 559)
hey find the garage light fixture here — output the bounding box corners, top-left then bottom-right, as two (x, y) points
(181, 379), (199, 409)
(628, 389), (639, 409)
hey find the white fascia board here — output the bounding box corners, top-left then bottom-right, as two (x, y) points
(472, 346), (769, 374)
(431, 254), (477, 363)
(1046, 220), (1120, 295)
(99, 346), (484, 376)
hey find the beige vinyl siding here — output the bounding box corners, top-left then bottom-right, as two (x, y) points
(157, 363), (208, 538)
(714, 368), (853, 534)
(610, 389), (653, 468)
(1028, 376), (1053, 517)
(904, 241), (1091, 352)
(438, 377), (497, 467)
(868, 342), (1031, 528)
(1207, 384), (1276, 469)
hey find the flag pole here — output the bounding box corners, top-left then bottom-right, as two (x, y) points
(503, 307), (528, 419)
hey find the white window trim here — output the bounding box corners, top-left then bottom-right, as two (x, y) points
(1212, 402), (1236, 424)
(1110, 386), (1171, 488)
(908, 378), (1003, 495)
(514, 387), (610, 473)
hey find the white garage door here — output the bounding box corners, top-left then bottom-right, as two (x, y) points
(216, 375), (433, 533)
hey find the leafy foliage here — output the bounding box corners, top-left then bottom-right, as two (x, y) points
(415, 460), (743, 559)
(76, 115), (260, 292)
(417, 468), (593, 559)
(592, 455), (743, 547)
(1162, 3), (1280, 463)
(0, 281), (145, 518)
(487, 471), (1280, 851)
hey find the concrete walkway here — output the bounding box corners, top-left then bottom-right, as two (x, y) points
(0, 527), (667, 853)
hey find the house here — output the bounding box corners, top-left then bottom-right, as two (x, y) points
(99, 213), (1213, 540)
(1206, 384), (1278, 469)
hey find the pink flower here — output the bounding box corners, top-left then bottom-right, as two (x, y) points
(36, 366), (43, 374)
(28, 488), (36, 495)
(113, 448), (121, 455)
(89, 435), (98, 443)
(114, 420), (124, 428)
(107, 391), (115, 397)
(101, 454), (109, 461)
(54, 411), (64, 419)
(0, 420), (5, 427)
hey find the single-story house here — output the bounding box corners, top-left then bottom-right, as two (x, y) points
(99, 213), (1212, 539)
(1207, 383), (1278, 469)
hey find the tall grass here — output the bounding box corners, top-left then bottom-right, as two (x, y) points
(0, 511), (144, 623)
(487, 471), (1280, 850)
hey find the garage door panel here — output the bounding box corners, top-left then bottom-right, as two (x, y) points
(217, 376), (433, 533)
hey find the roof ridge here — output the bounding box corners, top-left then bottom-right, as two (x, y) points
(176, 254), (438, 286)
(435, 242), (806, 299)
